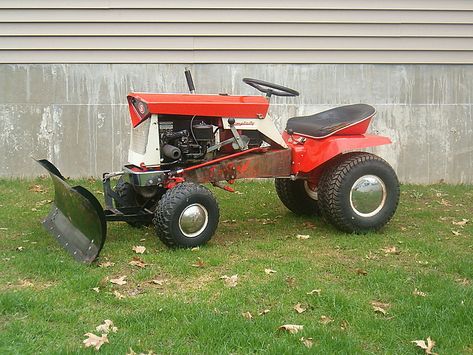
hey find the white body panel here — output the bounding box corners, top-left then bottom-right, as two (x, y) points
(222, 115), (287, 148)
(128, 114), (161, 166)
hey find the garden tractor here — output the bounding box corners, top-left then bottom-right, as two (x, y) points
(37, 69), (400, 263)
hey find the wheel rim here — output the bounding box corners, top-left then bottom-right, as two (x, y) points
(349, 175), (387, 217)
(304, 181), (318, 200)
(178, 203), (209, 238)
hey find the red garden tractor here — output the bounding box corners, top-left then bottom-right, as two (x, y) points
(37, 69), (400, 263)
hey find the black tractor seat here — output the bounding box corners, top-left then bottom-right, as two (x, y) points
(286, 104), (376, 139)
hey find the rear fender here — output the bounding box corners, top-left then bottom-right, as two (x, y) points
(285, 132), (391, 174)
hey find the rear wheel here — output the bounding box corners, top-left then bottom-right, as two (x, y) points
(153, 182), (219, 248)
(318, 152), (399, 233)
(275, 178), (320, 215)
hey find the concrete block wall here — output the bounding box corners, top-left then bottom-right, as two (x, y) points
(0, 64), (472, 183)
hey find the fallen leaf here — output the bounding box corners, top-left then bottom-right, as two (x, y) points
(29, 184), (45, 193)
(191, 247), (200, 251)
(192, 259), (205, 268)
(98, 261), (115, 268)
(306, 289), (321, 296)
(452, 219), (469, 226)
(319, 315), (334, 325)
(128, 257), (148, 268)
(439, 198), (452, 207)
(16, 246), (24, 252)
(242, 311), (253, 320)
(110, 276), (127, 286)
(264, 268), (277, 275)
(139, 238), (146, 242)
(302, 221), (316, 229)
(293, 303), (306, 314)
(132, 245), (146, 254)
(340, 320), (349, 330)
(412, 337), (437, 355)
(113, 290), (125, 299)
(150, 278), (166, 286)
(451, 230), (461, 236)
(296, 234), (310, 240)
(96, 319), (118, 334)
(83, 333), (109, 351)
(258, 309), (270, 316)
(355, 268), (368, 276)
(92, 287), (100, 293)
(382, 246), (400, 255)
(300, 337), (313, 348)
(413, 288), (427, 297)
(220, 274), (238, 287)
(370, 301), (390, 315)
(278, 324), (303, 334)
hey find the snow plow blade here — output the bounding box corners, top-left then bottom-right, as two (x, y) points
(36, 159), (106, 263)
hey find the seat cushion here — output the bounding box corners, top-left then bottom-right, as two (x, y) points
(286, 104), (376, 138)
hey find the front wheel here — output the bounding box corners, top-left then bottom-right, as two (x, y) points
(153, 182), (219, 248)
(318, 152), (399, 233)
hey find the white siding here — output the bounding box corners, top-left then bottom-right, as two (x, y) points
(0, 0), (472, 63)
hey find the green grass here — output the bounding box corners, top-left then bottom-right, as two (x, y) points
(0, 178), (472, 354)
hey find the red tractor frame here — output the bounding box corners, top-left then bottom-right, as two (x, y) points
(38, 70), (399, 263)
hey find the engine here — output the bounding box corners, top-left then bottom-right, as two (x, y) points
(158, 115), (216, 164)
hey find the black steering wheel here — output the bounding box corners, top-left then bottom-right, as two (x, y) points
(242, 78), (299, 97)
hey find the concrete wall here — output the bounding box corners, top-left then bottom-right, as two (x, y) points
(1, 63), (472, 183)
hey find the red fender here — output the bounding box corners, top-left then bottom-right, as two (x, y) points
(284, 132), (391, 174)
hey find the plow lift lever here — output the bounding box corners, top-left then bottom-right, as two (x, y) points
(185, 67), (196, 94)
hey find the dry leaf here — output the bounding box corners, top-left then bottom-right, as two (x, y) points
(132, 245), (146, 254)
(264, 268), (277, 275)
(258, 309), (270, 316)
(83, 333), (109, 350)
(300, 337), (313, 348)
(439, 198), (451, 207)
(113, 290), (125, 300)
(220, 274), (238, 287)
(96, 319), (118, 334)
(296, 234), (310, 240)
(413, 288), (427, 297)
(382, 246), (400, 255)
(29, 184), (45, 193)
(191, 247), (200, 251)
(412, 337), (437, 355)
(452, 219), (469, 226)
(150, 278), (165, 286)
(278, 324), (303, 334)
(192, 259), (205, 268)
(16, 246), (24, 252)
(98, 261), (114, 268)
(319, 315), (334, 325)
(302, 221), (316, 229)
(355, 268), (368, 276)
(110, 276), (127, 286)
(370, 301), (390, 315)
(451, 230), (461, 236)
(340, 320), (349, 330)
(92, 287), (100, 293)
(129, 257), (148, 268)
(307, 289), (321, 296)
(242, 311), (253, 320)
(293, 303), (306, 314)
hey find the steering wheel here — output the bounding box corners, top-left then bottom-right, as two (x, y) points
(242, 78), (299, 97)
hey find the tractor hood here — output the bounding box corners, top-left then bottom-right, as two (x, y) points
(127, 93), (269, 127)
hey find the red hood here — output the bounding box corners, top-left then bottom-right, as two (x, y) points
(127, 93), (269, 127)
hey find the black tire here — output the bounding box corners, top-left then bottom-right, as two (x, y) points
(153, 182), (219, 248)
(114, 177), (159, 227)
(318, 152), (400, 233)
(275, 178), (320, 215)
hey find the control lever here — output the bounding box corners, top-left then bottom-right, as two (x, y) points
(185, 67), (196, 94)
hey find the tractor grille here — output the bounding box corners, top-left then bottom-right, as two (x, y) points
(130, 118), (151, 155)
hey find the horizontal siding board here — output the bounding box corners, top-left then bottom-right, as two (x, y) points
(0, 9), (472, 24)
(1, 36), (472, 51)
(1, 50), (472, 64)
(0, 0), (472, 11)
(0, 2), (471, 64)
(1, 23), (472, 38)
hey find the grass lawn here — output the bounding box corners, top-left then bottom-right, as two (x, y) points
(0, 178), (472, 354)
